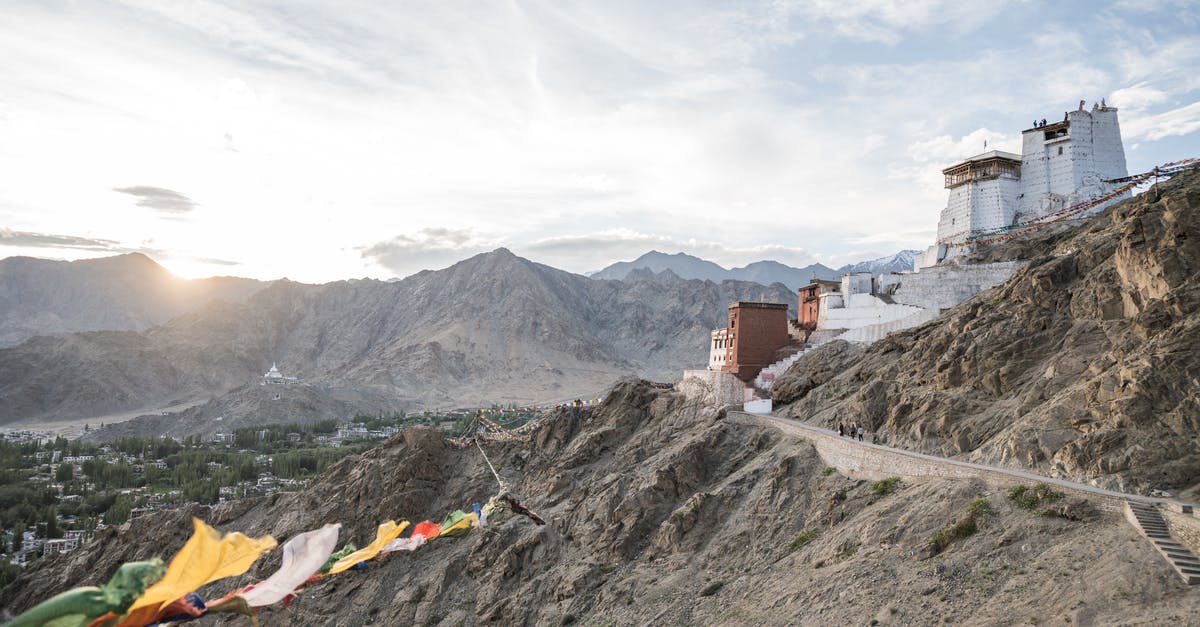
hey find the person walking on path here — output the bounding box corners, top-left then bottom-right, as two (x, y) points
(837, 422), (844, 437)
(857, 425), (865, 442)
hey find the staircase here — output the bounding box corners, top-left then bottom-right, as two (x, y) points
(787, 320), (808, 342)
(1125, 500), (1200, 584)
(754, 348), (805, 391)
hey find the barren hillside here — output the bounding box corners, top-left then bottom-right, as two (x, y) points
(3, 380), (1196, 625)
(773, 171), (1200, 500)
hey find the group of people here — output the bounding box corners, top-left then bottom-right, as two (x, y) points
(837, 422), (865, 441)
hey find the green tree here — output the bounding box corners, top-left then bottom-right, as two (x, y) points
(11, 521), (24, 552)
(55, 463), (73, 482)
(0, 556), (19, 589)
(103, 496), (133, 526)
(44, 507), (61, 539)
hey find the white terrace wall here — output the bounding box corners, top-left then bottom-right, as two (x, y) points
(888, 260), (1026, 311)
(836, 308), (939, 343)
(819, 298), (926, 330)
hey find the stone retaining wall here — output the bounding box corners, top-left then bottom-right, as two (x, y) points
(893, 260), (1026, 310)
(1164, 510), (1200, 555)
(729, 411), (1128, 511)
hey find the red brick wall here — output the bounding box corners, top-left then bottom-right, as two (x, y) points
(798, 286), (820, 330)
(721, 302), (790, 382)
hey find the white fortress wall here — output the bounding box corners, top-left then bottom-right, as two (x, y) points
(936, 185), (973, 244)
(969, 177), (1022, 235)
(841, 272), (873, 295)
(888, 260), (1026, 311)
(1018, 108), (1129, 220)
(820, 296), (927, 330)
(1091, 108), (1128, 183)
(837, 307), (939, 343)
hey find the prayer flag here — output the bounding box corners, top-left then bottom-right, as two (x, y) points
(328, 520), (409, 575)
(239, 523), (340, 607)
(118, 518), (275, 627)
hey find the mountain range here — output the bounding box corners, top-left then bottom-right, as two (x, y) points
(588, 249), (920, 290)
(0, 254), (265, 348)
(0, 249), (795, 433)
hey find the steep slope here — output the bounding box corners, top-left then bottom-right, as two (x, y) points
(4, 380), (1197, 625)
(0, 253), (266, 347)
(773, 172), (1200, 499)
(0, 250), (794, 429)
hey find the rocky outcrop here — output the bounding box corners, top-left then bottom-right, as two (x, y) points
(773, 172), (1200, 499)
(4, 379), (1198, 625)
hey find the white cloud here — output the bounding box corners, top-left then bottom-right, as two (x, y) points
(907, 128), (1022, 163)
(1123, 101), (1200, 141)
(1110, 84), (1169, 111)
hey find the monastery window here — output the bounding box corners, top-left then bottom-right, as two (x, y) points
(1058, 146), (1063, 155)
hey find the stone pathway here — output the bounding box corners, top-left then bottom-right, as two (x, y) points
(735, 410), (1200, 585)
(1126, 501), (1200, 584)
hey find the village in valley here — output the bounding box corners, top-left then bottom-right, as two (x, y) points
(0, 360), (549, 578)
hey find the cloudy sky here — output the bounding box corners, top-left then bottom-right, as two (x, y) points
(1, 1), (1198, 282)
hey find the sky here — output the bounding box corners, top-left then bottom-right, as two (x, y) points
(1, 0), (1198, 282)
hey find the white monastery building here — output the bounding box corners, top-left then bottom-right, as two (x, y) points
(916, 102), (1128, 269)
(822, 101), (1128, 341)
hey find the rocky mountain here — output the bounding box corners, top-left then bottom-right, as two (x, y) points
(836, 249), (921, 275)
(588, 251), (732, 283)
(728, 259), (838, 288)
(0, 253), (266, 347)
(773, 171), (1200, 500)
(589, 249), (920, 291)
(0, 249), (795, 432)
(4, 379), (1197, 625)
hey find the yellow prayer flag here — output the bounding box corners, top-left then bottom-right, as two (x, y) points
(327, 520), (410, 575)
(117, 518), (275, 627)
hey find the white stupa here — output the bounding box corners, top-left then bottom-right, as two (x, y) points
(262, 362), (296, 385)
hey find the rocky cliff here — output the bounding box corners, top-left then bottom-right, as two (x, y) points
(774, 171), (1200, 500)
(3, 379), (1197, 625)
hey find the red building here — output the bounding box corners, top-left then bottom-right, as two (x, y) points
(721, 302), (791, 382)
(796, 279), (841, 331)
